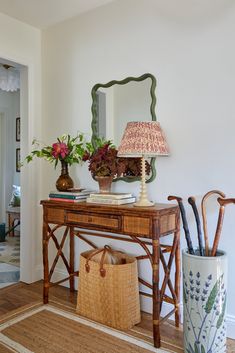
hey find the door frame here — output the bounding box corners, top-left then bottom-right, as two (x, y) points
(0, 111), (7, 222)
(0, 53), (41, 283)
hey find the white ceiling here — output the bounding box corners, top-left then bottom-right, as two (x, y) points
(0, 0), (116, 29)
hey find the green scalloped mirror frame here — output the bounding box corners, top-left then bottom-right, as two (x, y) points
(91, 73), (157, 183)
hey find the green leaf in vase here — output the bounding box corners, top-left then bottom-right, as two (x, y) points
(205, 275), (223, 314)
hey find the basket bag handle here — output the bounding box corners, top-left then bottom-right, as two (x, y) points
(85, 245), (115, 277)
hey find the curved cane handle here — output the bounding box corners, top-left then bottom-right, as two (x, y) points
(217, 197), (235, 206)
(201, 190), (226, 256)
(168, 195), (182, 202)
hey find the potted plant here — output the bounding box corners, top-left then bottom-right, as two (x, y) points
(25, 133), (87, 191)
(82, 138), (126, 193)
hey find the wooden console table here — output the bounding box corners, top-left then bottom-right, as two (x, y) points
(40, 200), (180, 348)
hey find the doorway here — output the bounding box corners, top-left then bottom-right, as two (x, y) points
(0, 60), (22, 288)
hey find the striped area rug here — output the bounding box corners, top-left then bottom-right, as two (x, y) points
(0, 236), (20, 289)
(0, 236), (20, 267)
(0, 305), (170, 353)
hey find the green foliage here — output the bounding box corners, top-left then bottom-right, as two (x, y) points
(23, 133), (88, 168)
(205, 276), (222, 314)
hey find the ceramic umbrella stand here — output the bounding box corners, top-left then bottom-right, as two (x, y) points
(182, 249), (227, 353)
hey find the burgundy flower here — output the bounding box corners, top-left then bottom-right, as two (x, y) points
(82, 151), (90, 162)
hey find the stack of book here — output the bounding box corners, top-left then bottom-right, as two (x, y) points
(86, 192), (136, 205)
(49, 189), (93, 203)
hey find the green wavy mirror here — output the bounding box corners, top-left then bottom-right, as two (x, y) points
(91, 73), (157, 183)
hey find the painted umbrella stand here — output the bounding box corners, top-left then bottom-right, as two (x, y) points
(182, 249), (227, 353)
(168, 191), (233, 353)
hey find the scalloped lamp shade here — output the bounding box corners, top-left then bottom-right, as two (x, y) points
(118, 121), (169, 207)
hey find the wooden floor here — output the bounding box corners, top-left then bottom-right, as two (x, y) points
(0, 281), (234, 352)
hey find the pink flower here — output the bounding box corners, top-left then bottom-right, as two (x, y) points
(52, 142), (69, 159)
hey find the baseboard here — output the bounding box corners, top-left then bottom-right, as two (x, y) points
(37, 266), (235, 339)
(33, 265), (43, 282)
(36, 265), (78, 289)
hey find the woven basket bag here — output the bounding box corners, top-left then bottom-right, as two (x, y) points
(76, 246), (141, 330)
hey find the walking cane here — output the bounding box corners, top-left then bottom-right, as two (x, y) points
(201, 190), (226, 256)
(188, 197), (203, 256)
(168, 195), (194, 255)
(211, 198), (235, 256)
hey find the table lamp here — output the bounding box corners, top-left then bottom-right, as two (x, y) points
(118, 121), (169, 207)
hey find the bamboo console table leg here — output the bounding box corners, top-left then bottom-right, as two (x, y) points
(152, 220), (161, 348)
(43, 222), (49, 304)
(69, 226), (75, 292)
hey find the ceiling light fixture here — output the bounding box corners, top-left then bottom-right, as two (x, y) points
(0, 64), (20, 92)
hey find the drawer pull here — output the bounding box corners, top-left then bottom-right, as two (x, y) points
(88, 217), (93, 222)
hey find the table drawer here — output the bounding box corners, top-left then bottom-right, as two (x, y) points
(160, 214), (176, 234)
(66, 212), (120, 230)
(123, 216), (150, 236)
(47, 208), (65, 224)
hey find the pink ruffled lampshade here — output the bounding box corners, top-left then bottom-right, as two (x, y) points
(118, 121), (169, 157)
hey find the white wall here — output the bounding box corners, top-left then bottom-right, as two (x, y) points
(0, 90), (20, 222)
(0, 12), (41, 283)
(42, 0), (235, 336)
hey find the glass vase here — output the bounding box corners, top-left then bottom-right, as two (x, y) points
(56, 161), (74, 192)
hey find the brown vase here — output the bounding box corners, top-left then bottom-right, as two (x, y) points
(56, 161), (74, 191)
(95, 176), (113, 193)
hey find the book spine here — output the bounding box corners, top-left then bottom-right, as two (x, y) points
(87, 197), (136, 205)
(49, 193), (87, 199)
(49, 198), (85, 203)
(50, 190), (91, 196)
(89, 193), (132, 200)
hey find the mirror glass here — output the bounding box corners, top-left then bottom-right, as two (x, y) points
(91, 73), (157, 183)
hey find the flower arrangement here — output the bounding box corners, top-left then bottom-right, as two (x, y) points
(82, 138), (126, 178)
(25, 133), (87, 168)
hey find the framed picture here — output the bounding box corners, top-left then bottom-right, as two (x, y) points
(16, 117), (20, 142)
(16, 148), (20, 172)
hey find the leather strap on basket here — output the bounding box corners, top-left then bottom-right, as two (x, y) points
(85, 245), (116, 277)
(85, 248), (103, 273)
